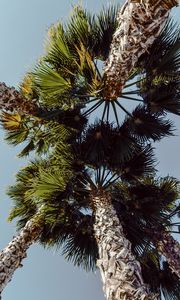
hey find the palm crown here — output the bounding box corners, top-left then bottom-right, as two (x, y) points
(1, 7), (179, 155)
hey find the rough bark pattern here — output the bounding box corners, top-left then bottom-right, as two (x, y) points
(154, 229), (180, 279)
(103, 0), (178, 100)
(0, 219), (42, 298)
(91, 190), (156, 300)
(0, 82), (38, 115)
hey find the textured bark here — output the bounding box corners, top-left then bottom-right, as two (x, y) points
(0, 218), (43, 298)
(152, 228), (180, 279)
(0, 82), (39, 115)
(103, 0), (178, 100)
(91, 190), (156, 300)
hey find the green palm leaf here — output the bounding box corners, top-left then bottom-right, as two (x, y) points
(34, 63), (71, 105)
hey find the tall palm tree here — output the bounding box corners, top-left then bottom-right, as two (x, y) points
(0, 150), (88, 298)
(27, 1), (180, 267)
(1, 120), (179, 298)
(103, 0), (178, 99)
(0, 4), (179, 300)
(31, 9), (180, 299)
(2, 138), (179, 299)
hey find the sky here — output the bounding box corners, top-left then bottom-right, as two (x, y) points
(0, 1), (179, 300)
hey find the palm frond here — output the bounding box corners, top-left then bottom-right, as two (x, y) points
(7, 155), (72, 221)
(141, 251), (180, 300)
(92, 5), (118, 59)
(7, 161), (42, 221)
(18, 140), (35, 157)
(66, 7), (94, 51)
(143, 80), (180, 115)
(33, 63), (71, 106)
(120, 144), (156, 181)
(19, 73), (37, 100)
(79, 122), (139, 171)
(0, 112), (22, 130)
(61, 214), (98, 271)
(112, 176), (179, 233)
(124, 105), (174, 142)
(45, 22), (77, 74)
(28, 168), (72, 201)
(138, 19), (180, 116)
(160, 261), (180, 300)
(4, 128), (29, 146)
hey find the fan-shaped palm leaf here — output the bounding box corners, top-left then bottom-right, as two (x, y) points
(123, 105), (174, 142)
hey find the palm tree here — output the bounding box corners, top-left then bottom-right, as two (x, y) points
(0, 206), (43, 296)
(0, 81), (39, 115)
(30, 1), (180, 268)
(1, 121), (179, 298)
(0, 4), (179, 300)
(2, 139), (179, 299)
(32, 9), (179, 299)
(103, 0), (178, 99)
(0, 150), (89, 298)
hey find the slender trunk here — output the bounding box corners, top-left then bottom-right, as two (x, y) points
(0, 82), (39, 115)
(91, 189), (156, 300)
(150, 227), (180, 278)
(0, 216), (43, 298)
(103, 0), (178, 100)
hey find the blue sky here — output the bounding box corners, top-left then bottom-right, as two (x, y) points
(0, 1), (179, 300)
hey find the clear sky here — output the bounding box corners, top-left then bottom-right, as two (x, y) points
(0, 1), (179, 300)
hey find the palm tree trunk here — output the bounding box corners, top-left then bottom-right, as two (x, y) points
(0, 216), (43, 298)
(91, 189), (156, 300)
(0, 82), (39, 115)
(150, 227), (180, 279)
(103, 0), (178, 100)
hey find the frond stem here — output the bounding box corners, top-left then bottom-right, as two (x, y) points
(94, 60), (102, 80)
(111, 101), (120, 126)
(102, 170), (111, 185)
(114, 100), (132, 117)
(124, 78), (144, 89)
(122, 90), (140, 95)
(120, 95), (144, 102)
(100, 166), (106, 186)
(106, 102), (110, 122)
(103, 173), (119, 188)
(102, 102), (108, 122)
(104, 174), (121, 188)
(85, 97), (100, 104)
(83, 100), (103, 116)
